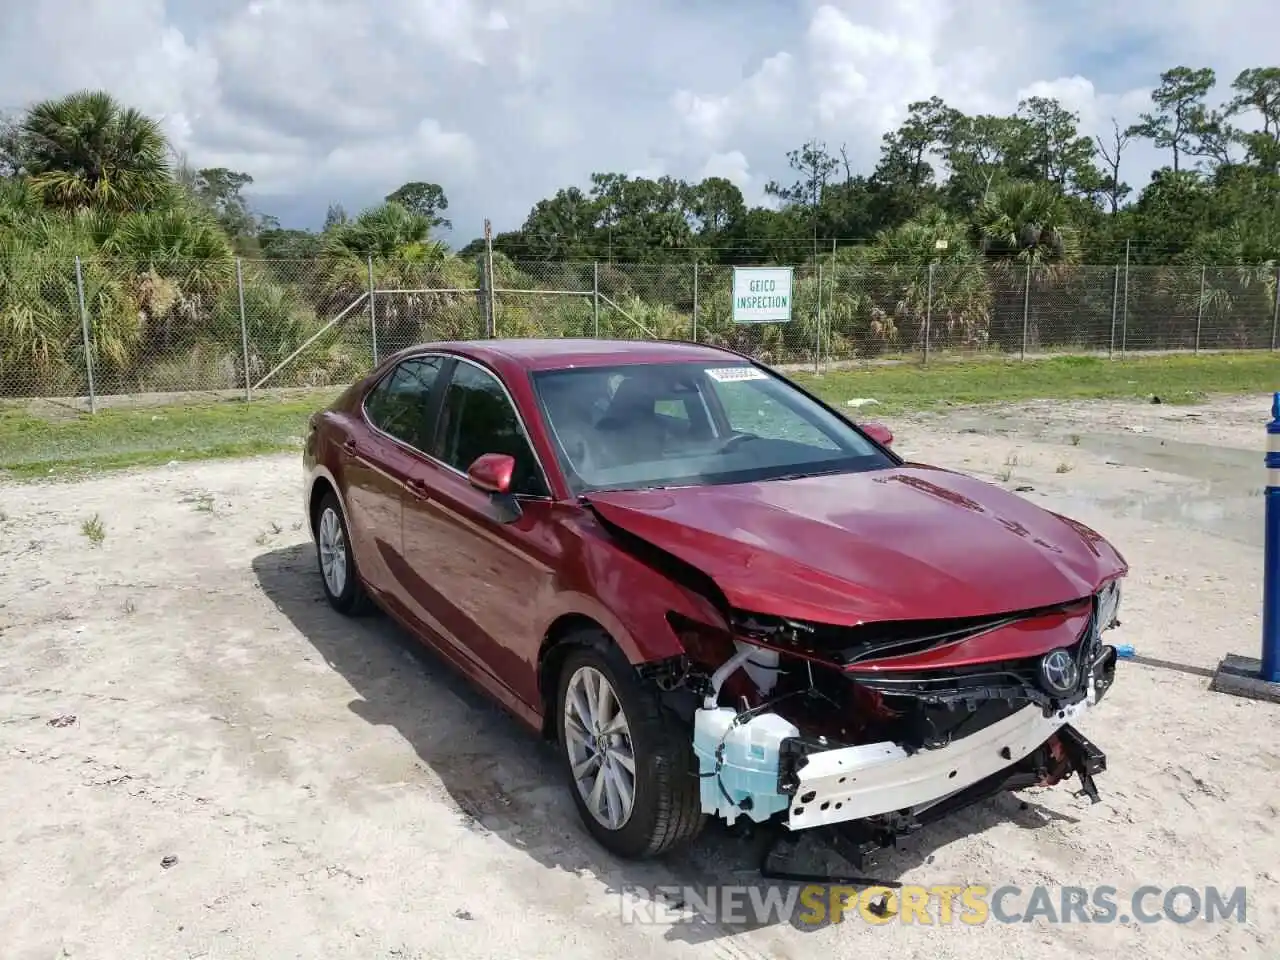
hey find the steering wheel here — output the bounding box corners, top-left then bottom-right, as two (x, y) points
(718, 432), (759, 454)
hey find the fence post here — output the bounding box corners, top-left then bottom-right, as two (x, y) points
(484, 219), (497, 337)
(593, 261), (600, 338)
(367, 256), (379, 363)
(1121, 239), (1130, 358)
(1194, 265), (1206, 355)
(1021, 260), (1032, 360)
(237, 258), (251, 401)
(1272, 265), (1279, 351)
(830, 239), (839, 367)
(74, 255), (97, 414)
(814, 263), (823, 375)
(1108, 265), (1119, 359)
(691, 261), (698, 342)
(923, 263), (934, 365)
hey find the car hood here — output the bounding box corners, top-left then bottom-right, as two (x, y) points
(585, 465), (1126, 626)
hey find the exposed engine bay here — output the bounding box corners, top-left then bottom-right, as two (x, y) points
(642, 580), (1123, 846)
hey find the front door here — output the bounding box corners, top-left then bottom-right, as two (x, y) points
(401, 357), (559, 708)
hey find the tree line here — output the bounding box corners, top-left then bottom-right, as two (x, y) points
(465, 65), (1280, 269)
(0, 90), (474, 396)
(1, 68), (1278, 397)
(5, 64), (1276, 273)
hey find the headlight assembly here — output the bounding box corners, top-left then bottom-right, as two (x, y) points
(1097, 579), (1122, 631)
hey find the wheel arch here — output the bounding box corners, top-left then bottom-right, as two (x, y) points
(307, 465), (346, 537)
(534, 591), (705, 739)
(537, 612), (610, 739)
(533, 547), (722, 737)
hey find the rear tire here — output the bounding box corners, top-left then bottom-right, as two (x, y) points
(314, 490), (371, 616)
(554, 631), (705, 858)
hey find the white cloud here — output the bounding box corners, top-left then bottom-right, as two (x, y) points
(320, 120), (478, 187)
(1, 0), (1277, 243)
(672, 53), (795, 147)
(626, 160), (666, 181)
(700, 151), (752, 189)
(808, 4), (948, 129)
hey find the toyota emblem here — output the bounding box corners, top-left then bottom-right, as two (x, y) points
(1039, 648), (1080, 695)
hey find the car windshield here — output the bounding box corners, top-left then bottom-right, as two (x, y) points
(531, 361), (894, 493)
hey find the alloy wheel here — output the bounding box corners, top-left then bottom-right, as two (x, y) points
(317, 506), (347, 596)
(563, 665), (637, 830)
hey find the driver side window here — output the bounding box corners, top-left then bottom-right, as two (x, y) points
(435, 360), (549, 497)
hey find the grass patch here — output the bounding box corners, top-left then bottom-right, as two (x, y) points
(792, 352), (1280, 415)
(0, 390), (339, 479)
(0, 353), (1276, 479)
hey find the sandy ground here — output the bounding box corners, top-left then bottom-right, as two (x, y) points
(2, 394), (1278, 959)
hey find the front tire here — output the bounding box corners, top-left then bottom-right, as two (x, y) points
(314, 491), (371, 615)
(554, 632), (705, 858)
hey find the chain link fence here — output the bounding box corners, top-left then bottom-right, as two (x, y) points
(1, 253), (1277, 407)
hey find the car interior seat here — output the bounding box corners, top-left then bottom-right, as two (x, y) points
(595, 374), (668, 465)
(540, 378), (599, 479)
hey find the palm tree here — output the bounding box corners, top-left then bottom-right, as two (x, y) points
(973, 180), (1080, 264)
(103, 205), (237, 356)
(856, 208), (991, 353)
(0, 94), (301, 393)
(323, 202), (476, 352)
(20, 90), (173, 213)
(324, 201), (444, 262)
(0, 211), (137, 395)
(972, 181), (1081, 350)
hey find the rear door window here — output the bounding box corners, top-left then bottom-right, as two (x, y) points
(363, 356), (445, 451)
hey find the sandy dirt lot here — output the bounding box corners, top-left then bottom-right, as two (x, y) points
(2, 394), (1278, 959)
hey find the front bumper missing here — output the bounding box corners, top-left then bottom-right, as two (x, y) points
(773, 638), (1118, 831)
(780, 697), (1094, 830)
(759, 723), (1107, 887)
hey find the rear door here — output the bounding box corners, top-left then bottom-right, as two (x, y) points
(343, 355), (447, 610)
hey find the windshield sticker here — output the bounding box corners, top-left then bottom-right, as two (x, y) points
(706, 367), (767, 382)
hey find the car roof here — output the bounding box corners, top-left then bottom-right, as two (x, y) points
(414, 338), (749, 372)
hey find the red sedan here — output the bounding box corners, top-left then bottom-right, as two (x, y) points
(303, 339), (1126, 861)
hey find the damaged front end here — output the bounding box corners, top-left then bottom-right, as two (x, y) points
(669, 579), (1122, 842)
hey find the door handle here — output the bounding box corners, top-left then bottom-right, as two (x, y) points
(342, 438), (359, 456)
(405, 477), (430, 499)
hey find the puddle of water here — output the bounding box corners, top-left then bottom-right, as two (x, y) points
(1050, 482), (1261, 547)
(952, 412), (1258, 480)
(1044, 433), (1261, 545)
(1078, 433), (1256, 483)
(939, 411), (1265, 544)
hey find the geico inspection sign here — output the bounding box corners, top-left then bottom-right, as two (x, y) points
(732, 266), (793, 323)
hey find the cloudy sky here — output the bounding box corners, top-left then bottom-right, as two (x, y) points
(1, 0), (1276, 246)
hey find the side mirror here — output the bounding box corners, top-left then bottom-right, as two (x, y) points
(860, 421), (894, 447)
(466, 453), (515, 495)
(466, 453), (522, 523)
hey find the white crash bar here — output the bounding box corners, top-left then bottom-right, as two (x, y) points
(786, 698), (1091, 830)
